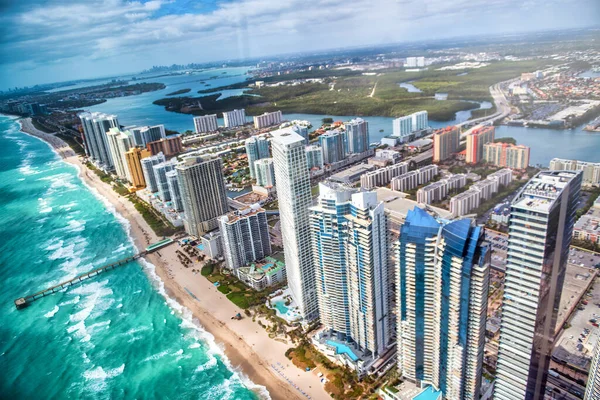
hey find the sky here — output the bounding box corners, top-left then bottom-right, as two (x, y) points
(0, 0), (599, 90)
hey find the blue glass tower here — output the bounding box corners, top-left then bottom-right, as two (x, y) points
(397, 207), (489, 400)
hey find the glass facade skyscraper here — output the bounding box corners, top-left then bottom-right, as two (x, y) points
(245, 136), (270, 178)
(397, 207), (490, 400)
(494, 170), (582, 400)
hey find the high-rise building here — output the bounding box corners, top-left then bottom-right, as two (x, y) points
(494, 170), (582, 400)
(466, 126), (495, 164)
(549, 158), (600, 186)
(106, 128), (134, 181)
(165, 170), (183, 211)
(79, 112), (119, 168)
(306, 145), (324, 170)
(146, 136), (183, 157)
(153, 159), (178, 202)
(405, 56), (426, 67)
(292, 124), (309, 144)
(223, 109), (246, 128)
(176, 156), (229, 237)
(127, 125), (166, 147)
(432, 126), (460, 162)
(397, 207), (490, 399)
(141, 152), (166, 193)
(254, 158), (275, 187)
(124, 147), (151, 190)
(484, 143), (530, 170)
(218, 205), (271, 271)
(253, 110), (282, 129)
(319, 130), (346, 164)
(245, 136), (270, 178)
(585, 340), (600, 400)
(271, 127), (318, 321)
(345, 118), (369, 154)
(311, 183), (391, 363)
(392, 111), (429, 143)
(193, 114), (219, 134)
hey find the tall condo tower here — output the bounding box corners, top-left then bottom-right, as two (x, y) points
(245, 136), (270, 178)
(311, 182), (391, 363)
(106, 128), (134, 181)
(344, 118), (369, 154)
(271, 127), (318, 321)
(175, 156), (229, 237)
(494, 170), (582, 400)
(79, 111), (119, 169)
(397, 207), (490, 399)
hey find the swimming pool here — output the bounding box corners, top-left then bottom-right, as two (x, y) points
(413, 386), (442, 400)
(273, 300), (289, 315)
(196, 244), (204, 251)
(261, 263), (274, 270)
(326, 340), (359, 362)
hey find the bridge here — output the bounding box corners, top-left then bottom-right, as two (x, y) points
(14, 238), (174, 310)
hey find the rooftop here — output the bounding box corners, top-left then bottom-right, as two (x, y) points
(270, 126), (305, 146)
(513, 170), (580, 213)
(376, 188), (451, 220)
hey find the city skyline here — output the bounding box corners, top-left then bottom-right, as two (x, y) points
(1, 0), (599, 89)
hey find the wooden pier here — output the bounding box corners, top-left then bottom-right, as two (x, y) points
(15, 238), (174, 310)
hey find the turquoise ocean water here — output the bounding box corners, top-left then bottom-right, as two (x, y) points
(0, 114), (264, 399)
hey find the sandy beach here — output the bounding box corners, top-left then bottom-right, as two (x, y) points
(18, 118), (330, 400)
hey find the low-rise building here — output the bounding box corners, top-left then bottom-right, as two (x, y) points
(573, 214), (600, 244)
(445, 173), (467, 191)
(330, 164), (376, 184)
(471, 178), (499, 201)
(236, 257), (286, 291)
(490, 203), (511, 225)
(550, 158), (600, 186)
(488, 168), (513, 187)
(417, 181), (447, 204)
(449, 189), (481, 217)
(200, 231), (222, 259)
(360, 162), (409, 190)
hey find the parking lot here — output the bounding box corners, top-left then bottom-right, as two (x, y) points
(554, 274), (600, 371)
(484, 229), (508, 271)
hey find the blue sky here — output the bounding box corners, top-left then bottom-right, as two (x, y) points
(0, 0), (598, 90)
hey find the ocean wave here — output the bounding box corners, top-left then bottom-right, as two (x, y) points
(188, 343), (201, 349)
(38, 197), (52, 214)
(142, 349), (170, 362)
(138, 258), (271, 399)
(59, 296), (81, 306)
(44, 305), (60, 318)
(194, 357), (218, 373)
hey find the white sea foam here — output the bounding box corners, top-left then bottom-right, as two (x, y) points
(188, 343), (201, 349)
(44, 305), (60, 318)
(194, 357), (218, 373)
(59, 296), (81, 306)
(138, 258), (271, 399)
(142, 349), (170, 362)
(38, 198), (52, 214)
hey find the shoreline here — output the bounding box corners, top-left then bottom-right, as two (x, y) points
(16, 117), (329, 400)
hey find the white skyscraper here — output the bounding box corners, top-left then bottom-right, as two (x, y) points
(494, 170), (582, 400)
(392, 111), (428, 143)
(245, 136), (270, 178)
(176, 156), (229, 237)
(141, 152), (166, 193)
(223, 109), (246, 128)
(127, 125), (166, 147)
(106, 127), (134, 181)
(585, 340), (600, 400)
(311, 182), (390, 364)
(193, 114), (219, 134)
(152, 159), (178, 202)
(253, 110), (282, 129)
(271, 127), (318, 321)
(79, 111), (119, 169)
(254, 158), (275, 187)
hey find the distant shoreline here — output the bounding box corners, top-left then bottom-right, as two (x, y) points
(16, 116), (324, 400)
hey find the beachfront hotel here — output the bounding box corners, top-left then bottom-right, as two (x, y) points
(141, 152), (166, 193)
(310, 182), (392, 376)
(494, 170), (582, 400)
(124, 147), (151, 190)
(79, 111), (119, 169)
(271, 126), (319, 321)
(218, 205), (271, 271)
(223, 108), (246, 128)
(193, 114), (219, 134)
(396, 207), (490, 400)
(165, 170), (183, 212)
(106, 127), (134, 181)
(344, 118), (370, 154)
(245, 136), (270, 179)
(175, 156), (229, 237)
(465, 126), (495, 164)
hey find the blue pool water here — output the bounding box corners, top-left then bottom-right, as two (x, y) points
(261, 263), (273, 270)
(326, 340), (359, 362)
(196, 244), (204, 251)
(413, 386), (442, 400)
(272, 300), (289, 315)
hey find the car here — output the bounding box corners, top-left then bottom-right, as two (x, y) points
(593, 323), (599, 328)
